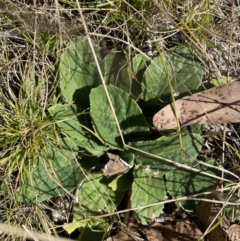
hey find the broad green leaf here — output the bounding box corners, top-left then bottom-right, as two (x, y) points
(48, 104), (108, 156)
(132, 53), (150, 74)
(119, 149), (135, 166)
(131, 166), (166, 224)
(142, 45), (203, 101)
(73, 137), (109, 157)
(49, 104), (85, 140)
(165, 159), (221, 210)
(63, 221), (81, 234)
(180, 124), (205, 134)
(78, 219), (110, 241)
(63, 218), (110, 240)
(108, 172), (133, 191)
(80, 156), (99, 171)
(59, 37), (104, 109)
(90, 85), (149, 149)
(73, 172), (125, 222)
(130, 133), (203, 171)
(131, 53), (150, 99)
(104, 49), (131, 93)
(130, 133), (204, 223)
(16, 138), (83, 203)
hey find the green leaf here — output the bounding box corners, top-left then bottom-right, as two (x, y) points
(64, 218), (110, 240)
(104, 49), (131, 93)
(131, 134), (220, 221)
(142, 45), (203, 101)
(131, 166), (166, 224)
(119, 149), (135, 166)
(78, 219), (110, 241)
(180, 124), (206, 134)
(132, 53), (150, 75)
(49, 104), (85, 140)
(80, 156), (100, 171)
(90, 85), (149, 149)
(130, 133), (204, 223)
(209, 77), (235, 87)
(165, 158), (221, 209)
(16, 138), (83, 203)
(130, 133), (203, 171)
(131, 53), (150, 99)
(108, 172), (133, 191)
(49, 104), (108, 156)
(63, 221), (81, 234)
(59, 37), (104, 109)
(73, 172), (125, 222)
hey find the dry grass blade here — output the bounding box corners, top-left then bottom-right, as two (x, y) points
(0, 223), (76, 241)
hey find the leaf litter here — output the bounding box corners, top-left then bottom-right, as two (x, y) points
(153, 81), (240, 130)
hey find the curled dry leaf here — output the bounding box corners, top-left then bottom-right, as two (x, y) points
(196, 182), (230, 241)
(228, 224), (240, 241)
(103, 153), (132, 178)
(153, 81), (240, 130)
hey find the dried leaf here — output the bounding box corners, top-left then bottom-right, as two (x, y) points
(196, 182), (230, 241)
(138, 221), (202, 241)
(103, 153), (132, 178)
(153, 81), (240, 130)
(228, 224), (240, 241)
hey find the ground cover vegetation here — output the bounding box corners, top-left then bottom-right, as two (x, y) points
(0, 0), (240, 240)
